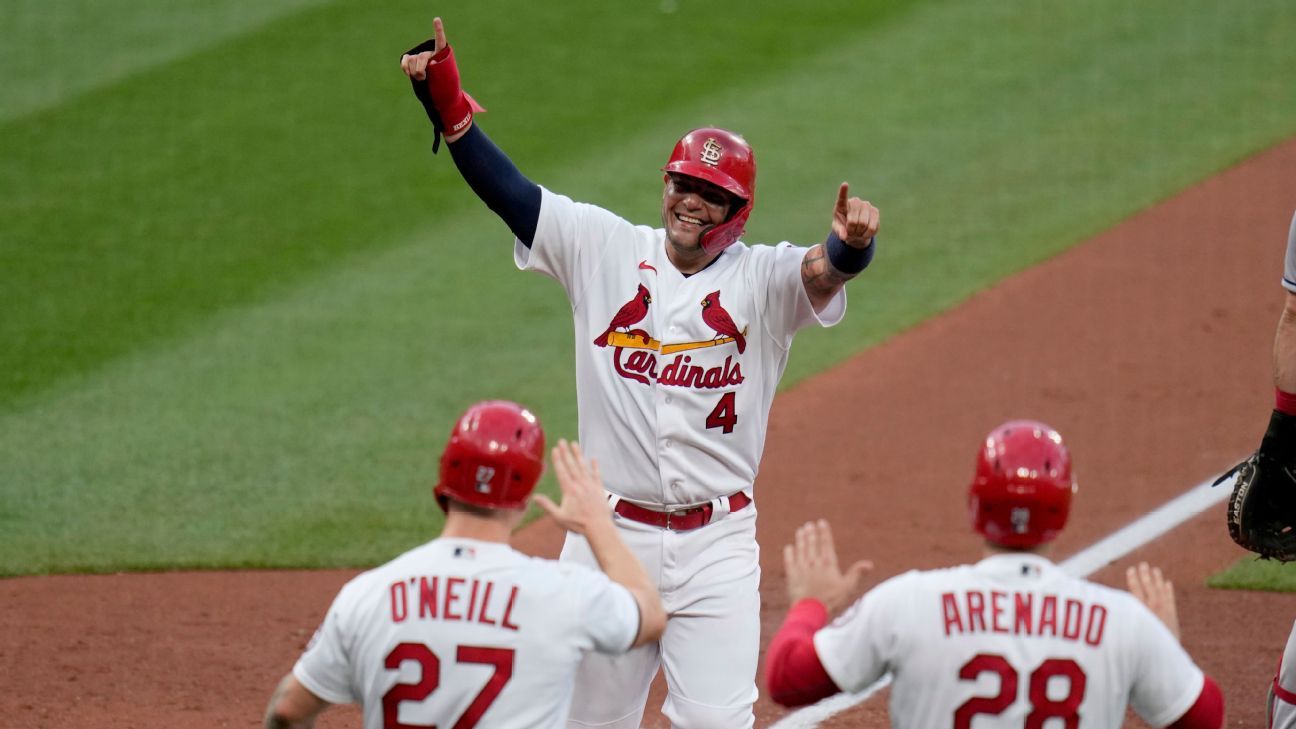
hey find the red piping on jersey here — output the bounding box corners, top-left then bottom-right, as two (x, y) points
(1276, 388), (1296, 416)
(1274, 654), (1296, 706)
(765, 598), (842, 707)
(1168, 675), (1224, 729)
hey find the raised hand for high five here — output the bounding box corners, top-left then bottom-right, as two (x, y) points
(532, 440), (615, 538)
(783, 519), (874, 614)
(1126, 561), (1181, 641)
(831, 183), (879, 249)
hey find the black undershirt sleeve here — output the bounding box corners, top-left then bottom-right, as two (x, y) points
(447, 125), (542, 247)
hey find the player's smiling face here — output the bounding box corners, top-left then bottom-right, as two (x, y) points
(662, 173), (735, 252)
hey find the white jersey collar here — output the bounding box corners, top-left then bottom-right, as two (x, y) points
(972, 552), (1062, 583)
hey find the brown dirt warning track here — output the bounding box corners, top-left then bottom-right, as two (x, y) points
(3, 139), (1296, 728)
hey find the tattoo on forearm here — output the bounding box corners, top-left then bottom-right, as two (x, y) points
(801, 244), (857, 296)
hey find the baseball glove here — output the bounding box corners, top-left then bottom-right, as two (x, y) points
(1214, 409), (1296, 562)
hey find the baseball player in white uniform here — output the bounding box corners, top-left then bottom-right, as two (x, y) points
(1272, 620), (1296, 729)
(1262, 211), (1296, 729)
(263, 402), (666, 729)
(400, 17), (880, 727)
(766, 420), (1225, 729)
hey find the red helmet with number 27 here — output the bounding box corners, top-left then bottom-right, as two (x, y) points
(968, 420), (1076, 548)
(435, 400), (545, 512)
(662, 127), (757, 256)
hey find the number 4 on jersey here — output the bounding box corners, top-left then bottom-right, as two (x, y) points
(706, 392), (738, 434)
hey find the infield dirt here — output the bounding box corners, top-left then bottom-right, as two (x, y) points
(3, 139), (1295, 728)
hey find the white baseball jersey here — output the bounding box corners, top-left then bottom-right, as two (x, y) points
(515, 186), (845, 506)
(292, 537), (639, 729)
(1271, 619), (1296, 729)
(814, 554), (1205, 729)
(1282, 209), (1296, 292)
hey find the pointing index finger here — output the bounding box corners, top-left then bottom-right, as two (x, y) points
(837, 182), (850, 208)
(434, 17), (447, 52)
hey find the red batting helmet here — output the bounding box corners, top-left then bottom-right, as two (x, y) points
(968, 420), (1076, 548)
(662, 127), (756, 255)
(435, 400), (545, 512)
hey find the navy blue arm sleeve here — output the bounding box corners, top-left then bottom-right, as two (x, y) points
(447, 125), (541, 247)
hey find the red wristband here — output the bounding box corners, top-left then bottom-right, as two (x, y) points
(424, 44), (485, 135)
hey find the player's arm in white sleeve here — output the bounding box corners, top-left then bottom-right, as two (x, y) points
(1122, 563), (1224, 729)
(1124, 602), (1223, 728)
(534, 440), (666, 647)
(1276, 211), (1296, 393)
(1281, 209), (1296, 293)
(263, 589), (358, 729)
(800, 183), (879, 314)
(572, 569), (646, 654)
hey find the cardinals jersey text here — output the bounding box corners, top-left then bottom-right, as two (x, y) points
(515, 187), (845, 506)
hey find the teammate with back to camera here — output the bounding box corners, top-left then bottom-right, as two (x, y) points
(765, 420), (1225, 729)
(400, 16), (881, 728)
(262, 401), (665, 729)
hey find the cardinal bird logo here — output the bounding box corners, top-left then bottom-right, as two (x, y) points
(700, 290), (746, 354)
(594, 283), (652, 347)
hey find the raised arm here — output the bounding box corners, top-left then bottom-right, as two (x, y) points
(533, 440), (667, 648)
(766, 520), (873, 707)
(400, 17), (541, 245)
(1215, 211), (1296, 561)
(800, 183), (879, 313)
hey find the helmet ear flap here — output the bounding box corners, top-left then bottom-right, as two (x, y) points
(699, 200), (752, 255)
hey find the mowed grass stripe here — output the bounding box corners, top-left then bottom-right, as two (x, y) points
(0, 0), (923, 573)
(0, 0), (333, 123)
(3, 0), (1296, 574)
(1208, 557), (1296, 592)
(0, 0), (918, 411)
(744, 0), (1296, 384)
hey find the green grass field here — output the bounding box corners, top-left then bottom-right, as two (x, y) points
(1206, 557), (1296, 592)
(3, 0), (1295, 575)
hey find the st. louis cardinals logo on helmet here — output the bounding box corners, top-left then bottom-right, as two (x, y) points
(662, 128), (756, 256)
(967, 420), (1076, 548)
(699, 138), (724, 167)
